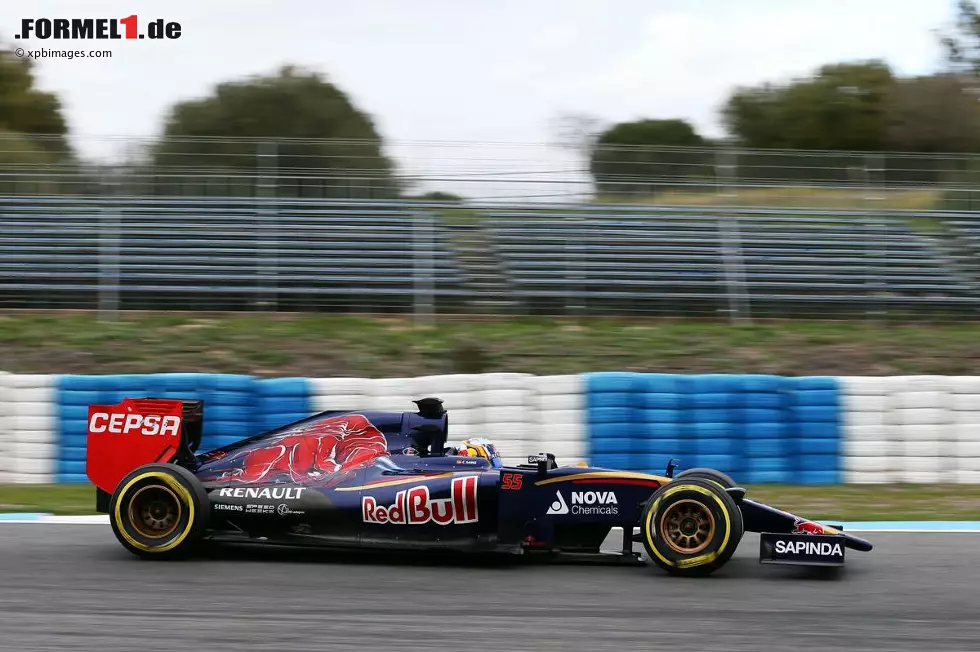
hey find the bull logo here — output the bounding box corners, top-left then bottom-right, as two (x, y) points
(215, 414), (388, 486)
(792, 518), (831, 535)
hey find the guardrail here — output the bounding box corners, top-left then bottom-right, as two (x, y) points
(0, 371), (976, 485)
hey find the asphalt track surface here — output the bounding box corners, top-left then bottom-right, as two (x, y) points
(0, 526), (978, 652)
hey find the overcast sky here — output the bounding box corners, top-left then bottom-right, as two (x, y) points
(1, 0), (961, 198)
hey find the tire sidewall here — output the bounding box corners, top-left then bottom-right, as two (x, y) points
(109, 463), (209, 559)
(641, 478), (743, 576)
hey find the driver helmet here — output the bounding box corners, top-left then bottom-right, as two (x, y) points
(457, 438), (502, 468)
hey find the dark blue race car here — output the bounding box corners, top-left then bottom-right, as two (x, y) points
(85, 396), (872, 577)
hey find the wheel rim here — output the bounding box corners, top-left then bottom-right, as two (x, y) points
(127, 484), (181, 540)
(659, 499), (715, 554)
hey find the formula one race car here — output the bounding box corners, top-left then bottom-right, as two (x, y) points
(85, 397), (872, 576)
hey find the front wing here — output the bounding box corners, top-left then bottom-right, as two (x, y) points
(758, 532), (846, 566)
(626, 489), (872, 568)
(737, 492), (871, 567)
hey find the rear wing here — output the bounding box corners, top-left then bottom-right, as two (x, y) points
(86, 398), (204, 503)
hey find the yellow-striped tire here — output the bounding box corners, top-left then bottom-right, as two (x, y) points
(640, 478), (743, 577)
(109, 463), (210, 560)
(670, 469), (745, 543)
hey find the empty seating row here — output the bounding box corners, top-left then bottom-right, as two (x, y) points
(0, 197), (468, 310)
(486, 208), (977, 312)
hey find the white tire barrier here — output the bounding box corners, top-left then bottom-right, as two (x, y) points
(0, 374), (57, 484)
(5, 372), (980, 485)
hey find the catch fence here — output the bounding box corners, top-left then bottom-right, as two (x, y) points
(8, 135), (980, 207)
(3, 136), (980, 321)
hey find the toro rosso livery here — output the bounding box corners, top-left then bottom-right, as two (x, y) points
(85, 397), (872, 576)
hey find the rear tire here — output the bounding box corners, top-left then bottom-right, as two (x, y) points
(109, 463), (210, 560)
(640, 478), (743, 577)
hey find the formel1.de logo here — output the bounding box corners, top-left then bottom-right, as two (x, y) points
(16, 16), (182, 40)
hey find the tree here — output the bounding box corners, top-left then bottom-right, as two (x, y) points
(941, 0), (980, 81)
(588, 119), (709, 197)
(0, 44), (69, 157)
(151, 65), (397, 198)
(549, 112), (604, 157)
(721, 60), (895, 151)
(884, 73), (980, 153)
(409, 191), (464, 203)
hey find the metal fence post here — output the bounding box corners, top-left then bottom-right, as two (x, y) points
(718, 213), (750, 324)
(256, 141), (278, 311)
(715, 149), (750, 323)
(565, 213), (585, 316)
(97, 174), (120, 321)
(413, 211), (435, 323)
(716, 147), (738, 203)
(862, 153), (888, 321)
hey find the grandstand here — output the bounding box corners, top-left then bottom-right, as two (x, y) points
(484, 206), (980, 317)
(2, 196), (980, 318)
(0, 196), (468, 311)
(944, 218), (980, 280)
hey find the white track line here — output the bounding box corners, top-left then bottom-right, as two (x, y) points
(0, 515), (109, 524)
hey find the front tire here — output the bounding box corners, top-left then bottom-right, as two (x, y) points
(640, 478), (743, 577)
(673, 467), (736, 489)
(671, 468), (743, 543)
(109, 463), (210, 560)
